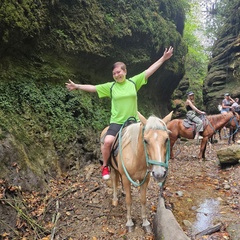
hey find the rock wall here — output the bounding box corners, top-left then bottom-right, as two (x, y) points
(0, 0), (187, 191)
(203, 2), (240, 114)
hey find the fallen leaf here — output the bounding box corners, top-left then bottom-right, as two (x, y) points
(107, 227), (115, 234)
(117, 228), (127, 236)
(41, 236), (50, 240)
(2, 232), (10, 237)
(151, 205), (157, 212)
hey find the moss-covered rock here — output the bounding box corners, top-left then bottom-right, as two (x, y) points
(203, 1), (240, 113)
(0, 0), (187, 191)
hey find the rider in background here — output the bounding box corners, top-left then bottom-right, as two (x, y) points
(185, 91), (206, 140)
(231, 98), (240, 114)
(221, 93), (235, 114)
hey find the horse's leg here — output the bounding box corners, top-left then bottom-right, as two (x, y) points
(228, 128), (232, 144)
(198, 137), (208, 160)
(170, 137), (177, 159)
(140, 176), (152, 233)
(122, 177), (134, 231)
(232, 128), (236, 143)
(111, 168), (119, 206)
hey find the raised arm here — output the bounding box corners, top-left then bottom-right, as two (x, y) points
(145, 46), (173, 79)
(229, 96), (235, 104)
(65, 79), (97, 92)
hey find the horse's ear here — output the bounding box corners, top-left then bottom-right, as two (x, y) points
(137, 111), (147, 125)
(162, 111), (173, 124)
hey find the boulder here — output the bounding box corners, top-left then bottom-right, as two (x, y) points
(216, 145), (240, 164)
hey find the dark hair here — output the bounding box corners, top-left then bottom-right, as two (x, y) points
(112, 62), (126, 71)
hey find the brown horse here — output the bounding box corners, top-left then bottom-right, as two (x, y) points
(217, 114), (240, 144)
(100, 111), (172, 232)
(167, 111), (239, 160)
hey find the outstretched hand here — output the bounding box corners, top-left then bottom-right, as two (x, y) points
(65, 79), (77, 91)
(163, 46), (173, 60)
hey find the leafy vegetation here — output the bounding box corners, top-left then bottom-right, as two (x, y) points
(200, 0), (240, 45)
(0, 77), (109, 146)
(0, 0), (186, 149)
(0, 1), (47, 47)
(180, 1), (209, 108)
(0, 0), (187, 187)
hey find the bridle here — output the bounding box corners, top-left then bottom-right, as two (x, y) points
(118, 118), (170, 188)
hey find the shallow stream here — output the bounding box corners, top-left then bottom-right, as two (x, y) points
(164, 139), (240, 239)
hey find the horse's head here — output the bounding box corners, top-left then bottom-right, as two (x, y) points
(232, 111), (240, 127)
(138, 111), (173, 182)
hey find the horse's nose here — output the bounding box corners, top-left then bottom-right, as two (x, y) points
(152, 167), (166, 181)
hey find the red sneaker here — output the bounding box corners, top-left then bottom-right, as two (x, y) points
(101, 166), (110, 180)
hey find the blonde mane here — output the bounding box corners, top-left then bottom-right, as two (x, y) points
(121, 122), (141, 156)
(145, 116), (167, 132)
(120, 116), (168, 157)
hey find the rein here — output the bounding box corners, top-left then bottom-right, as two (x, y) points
(118, 118), (170, 188)
(204, 113), (239, 135)
(204, 116), (217, 133)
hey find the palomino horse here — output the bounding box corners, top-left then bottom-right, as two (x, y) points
(167, 111), (238, 160)
(100, 111), (172, 232)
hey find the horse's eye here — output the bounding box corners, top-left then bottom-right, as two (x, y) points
(144, 139), (148, 144)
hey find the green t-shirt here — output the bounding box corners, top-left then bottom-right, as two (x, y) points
(96, 71), (147, 124)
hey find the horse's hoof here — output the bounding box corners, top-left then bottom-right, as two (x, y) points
(112, 200), (118, 206)
(143, 225), (152, 234)
(126, 225), (135, 232)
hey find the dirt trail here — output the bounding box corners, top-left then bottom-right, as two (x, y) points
(1, 137), (239, 240)
(45, 138), (240, 240)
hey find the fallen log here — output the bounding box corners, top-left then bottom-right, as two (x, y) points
(153, 196), (190, 240)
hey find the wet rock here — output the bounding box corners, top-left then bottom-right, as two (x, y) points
(176, 191), (184, 197)
(223, 184), (231, 190)
(183, 220), (192, 228)
(216, 145), (240, 164)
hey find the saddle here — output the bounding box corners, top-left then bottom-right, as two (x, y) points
(183, 118), (196, 129)
(111, 118), (137, 157)
(183, 115), (208, 131)
(100, 118), (137, 167)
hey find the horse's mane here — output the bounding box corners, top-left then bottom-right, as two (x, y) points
(121, 116), (168, 156)
(121, 122), (141, 156)
(206, 111), (234, 121)
(145, 116), (167, 131)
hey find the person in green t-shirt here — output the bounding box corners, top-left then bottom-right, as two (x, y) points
(65, 46), (173, 180)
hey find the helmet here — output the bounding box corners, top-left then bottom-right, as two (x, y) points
(187, 91), (194, 96)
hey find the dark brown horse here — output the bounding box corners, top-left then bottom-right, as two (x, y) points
(217, 114), (240, 144)
(167, 111), (239, 160)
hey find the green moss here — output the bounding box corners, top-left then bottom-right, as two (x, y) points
(0, 0), (187, 177)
